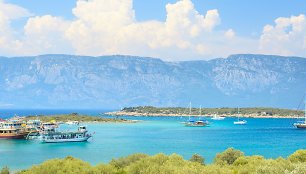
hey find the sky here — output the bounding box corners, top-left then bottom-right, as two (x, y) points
(0, 0), (306, 60)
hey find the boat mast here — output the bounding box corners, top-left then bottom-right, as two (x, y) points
(304, 101), (306, 123)
(189, 102), (191, 120)
(238, 107), (240, 121)
(199, 105), (202, 116)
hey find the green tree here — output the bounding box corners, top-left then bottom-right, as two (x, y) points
(214, 148), (244, 165)
(190, 153), (205, 165)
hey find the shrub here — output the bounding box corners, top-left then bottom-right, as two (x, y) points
(190, 154), (205, 165)
(214, 148), (244, 165)
(288, 149), (306, 163)
(18, 156), (96, 174)
(109, 153), (148, 169)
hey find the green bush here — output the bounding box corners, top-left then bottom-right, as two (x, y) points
(214, 148), (244, 165)
(190, 153), (205, 165)
(12, 149), (306, 174)
(109, 153), (148, 169)
(288, 149), (306, 163)
(18, 156), (96, 174)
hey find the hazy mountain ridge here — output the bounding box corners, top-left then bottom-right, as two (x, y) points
(0, 54), (305, 109)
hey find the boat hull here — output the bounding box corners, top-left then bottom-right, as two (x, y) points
(234, 121), (247, 125)
(42, 136), (91, 143)
(295, 124), (306, 129)
(0, 134), (26, 139)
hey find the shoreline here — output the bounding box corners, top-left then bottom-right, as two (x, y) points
(105, 111), (302, 119)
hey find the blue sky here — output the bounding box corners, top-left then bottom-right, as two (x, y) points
(1, 0), (306, 60)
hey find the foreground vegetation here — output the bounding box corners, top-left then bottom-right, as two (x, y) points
(23, 113), (131, 123)
(2, 148), (306, 174)
(116, 106), (304, 117)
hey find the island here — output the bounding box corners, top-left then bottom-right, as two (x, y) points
(106, 106), (304, 118)
(22, 113), (138, 123)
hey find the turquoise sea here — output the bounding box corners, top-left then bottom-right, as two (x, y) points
(0, 110), (306, 171)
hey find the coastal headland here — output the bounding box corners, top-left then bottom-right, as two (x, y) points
(21, 113), (137, 123)
(106, 106), (304, 118)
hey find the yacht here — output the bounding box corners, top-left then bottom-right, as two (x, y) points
(294, 102), (306, 129)
(234, 108), (247, 125)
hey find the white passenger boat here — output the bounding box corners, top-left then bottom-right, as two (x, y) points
(41, 126), (92, 143)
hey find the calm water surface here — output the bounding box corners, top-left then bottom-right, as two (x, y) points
(0, 110), (306, 170)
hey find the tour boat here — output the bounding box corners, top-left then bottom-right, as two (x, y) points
(41, 126), (92, 143)
(0, 121), (27, 139)
(234, 108), (247, 125)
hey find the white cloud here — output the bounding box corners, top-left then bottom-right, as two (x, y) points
(23, 15), (72, 55)
(0, 0), (31, 55)
(259, 14), (306, 56)
(0, 0), (305, 60)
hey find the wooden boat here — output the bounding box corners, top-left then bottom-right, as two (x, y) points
(0, 121), (27, 139)
(185, 104), (209, 127)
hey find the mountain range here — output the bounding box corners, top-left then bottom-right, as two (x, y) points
(0, 54), (305, 109)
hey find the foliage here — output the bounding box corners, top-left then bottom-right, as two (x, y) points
(14, 149), (306, 174)
(17, 156), (96, 174)
(0, 167), (9, 174)
(121, 106), (303, 117)
(189, 153), (205, 165)
(288, 149), (306, 163)
(109, 153), (148, 169)
(24, 113), (129, 123)
(214, 148), (244, 165)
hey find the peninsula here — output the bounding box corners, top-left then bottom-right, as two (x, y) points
(106, 106), (304, 118)
(22, 113), (137, 123)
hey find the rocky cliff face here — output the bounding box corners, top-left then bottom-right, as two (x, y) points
(0, 54), (305, 109)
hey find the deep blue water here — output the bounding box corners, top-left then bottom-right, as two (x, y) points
(0, 110), (306, 171)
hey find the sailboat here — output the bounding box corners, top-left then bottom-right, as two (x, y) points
(234, 108), (247, 125)
(294, 102), (306, 129)
(185, 104), (209, 127)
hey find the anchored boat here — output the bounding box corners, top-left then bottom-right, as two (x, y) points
(41, 126), (92, 143)
(234, 108), (247, 125)
(294, 102), (306, 129)
(0, 120), (27, 139)
(185, 104), (209, 127)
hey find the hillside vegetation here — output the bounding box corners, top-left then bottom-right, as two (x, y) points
(1, 148), (305, 174)
(121, 106), (304, 117)
(23, 113), (129, 123)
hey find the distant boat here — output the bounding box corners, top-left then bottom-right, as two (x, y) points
(185, 104), (209, 127)
(234, 108), (247, 125)
(294, 102), (306, 129)
(211, 114), (225, 120)
(41, 126), (92, 143)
